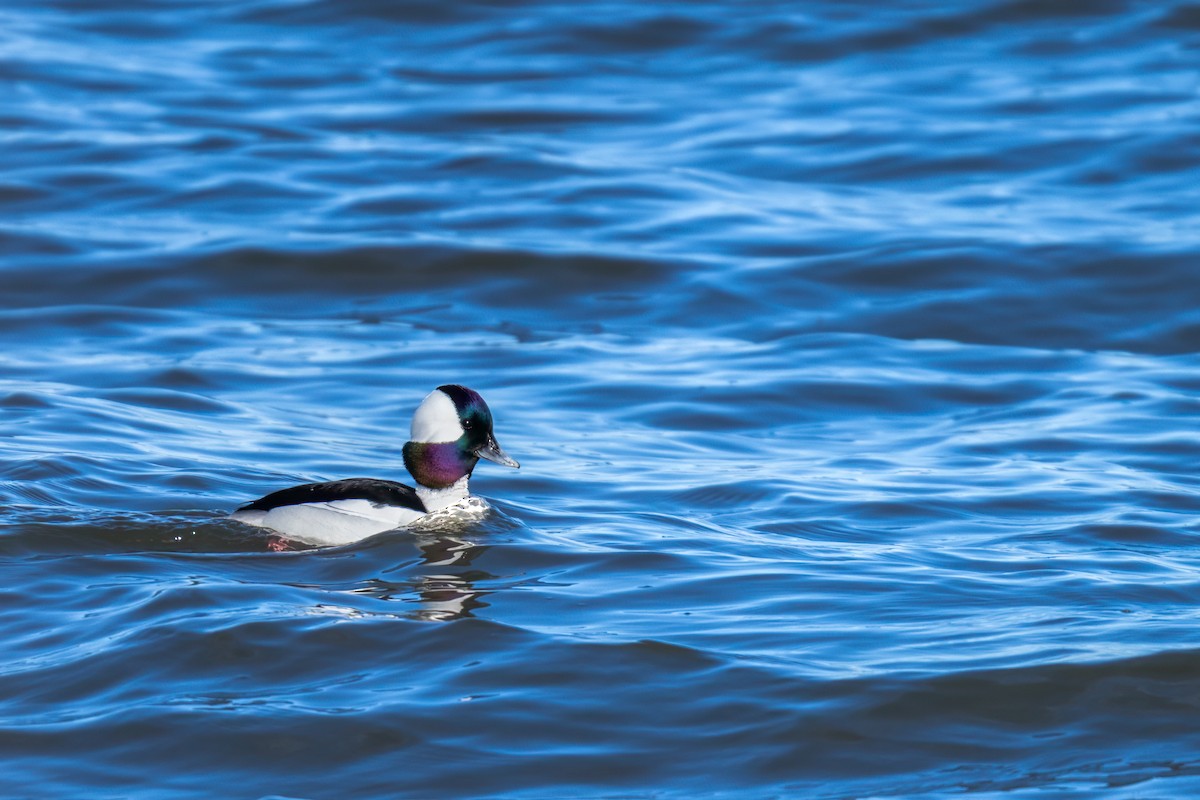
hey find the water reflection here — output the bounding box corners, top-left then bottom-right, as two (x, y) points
(353, 534), (493, 621)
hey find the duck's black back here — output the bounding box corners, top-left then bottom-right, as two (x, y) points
(237, 478), (426, 513)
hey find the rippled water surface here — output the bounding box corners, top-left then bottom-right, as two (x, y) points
(4, 2), (1200, 798)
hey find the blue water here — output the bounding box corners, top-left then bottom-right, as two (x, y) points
(4, 1), (1200, 797)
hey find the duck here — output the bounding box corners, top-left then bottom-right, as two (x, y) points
(230, 384), (518, 547)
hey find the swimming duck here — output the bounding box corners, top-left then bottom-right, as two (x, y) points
(231, 385), (518, 547)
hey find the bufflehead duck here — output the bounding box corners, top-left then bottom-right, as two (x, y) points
(231, 385), (518, 547)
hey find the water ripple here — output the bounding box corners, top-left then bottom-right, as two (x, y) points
(4, 0), (1200, 797)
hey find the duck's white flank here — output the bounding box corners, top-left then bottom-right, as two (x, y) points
(230, 500), (424, 547)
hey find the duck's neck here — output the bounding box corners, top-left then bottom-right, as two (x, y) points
(416, 475), (471, 513)
(404, 441), (476, 491)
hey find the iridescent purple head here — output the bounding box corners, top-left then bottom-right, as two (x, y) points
(402, 385), (519, 489)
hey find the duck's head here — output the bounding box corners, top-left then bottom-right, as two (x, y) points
(402, 384), (519, 490)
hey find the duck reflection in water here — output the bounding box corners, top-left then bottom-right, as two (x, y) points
(352, 533), (492, 621)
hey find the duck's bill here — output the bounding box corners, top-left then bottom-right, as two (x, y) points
(476, 436), (519, 468)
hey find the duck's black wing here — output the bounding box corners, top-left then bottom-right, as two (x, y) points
(238, 478), (426, 513)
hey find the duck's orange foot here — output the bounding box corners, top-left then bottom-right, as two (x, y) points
(266, 535), (292, 552)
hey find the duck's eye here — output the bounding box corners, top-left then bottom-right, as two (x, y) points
(461, 419), (474, 431)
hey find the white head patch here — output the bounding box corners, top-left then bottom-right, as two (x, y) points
(409, 389), (464, 443)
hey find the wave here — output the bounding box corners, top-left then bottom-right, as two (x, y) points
(6, 239), (1200, 356)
